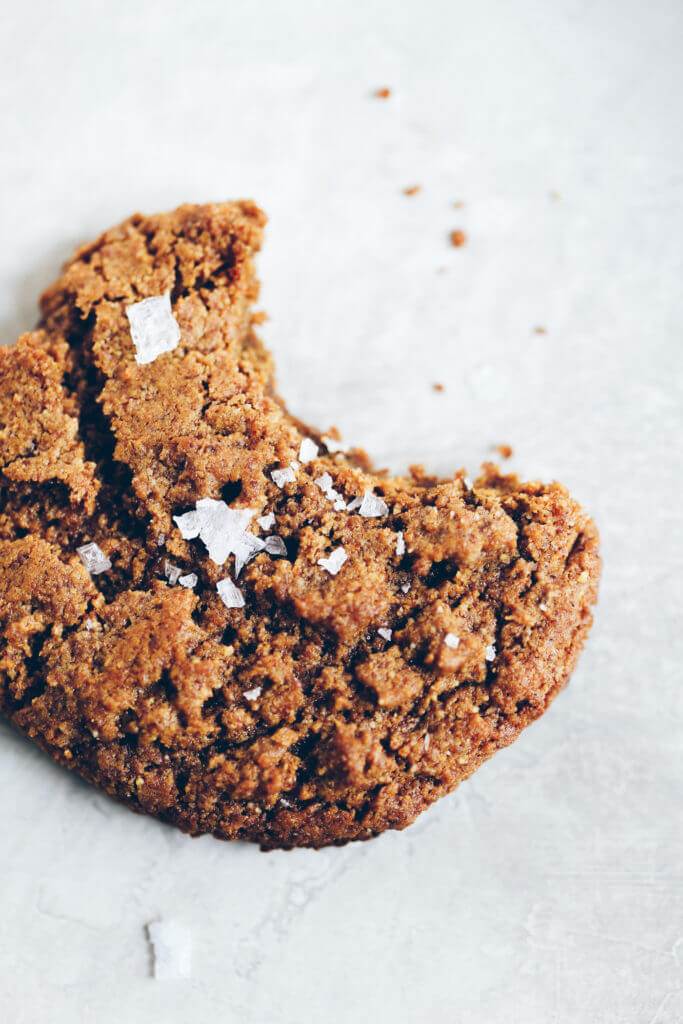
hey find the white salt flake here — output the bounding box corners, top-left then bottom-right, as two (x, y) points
(146, 920), (191, 980)
(322, 435), (349, 454)
(444, 633), (461, 649)
(257, 513), (276, 531)
(243, 686), (262, 702)
(164, 560), (183, 586)
(84, 619), (95, 631)
(178, 573), (198, 589)
(280, 797), (293, 808)
(317, 547), (347, 576)
(217, 577), (245, 609)
(396, 531), (406, 556)
(314, 472), (346, 510)
(485, 644), (497, 662)
(401, 582), (412, 594)
(126, 293), (181, 366)
(299, 438), (319, 464)
(346, 496), (362, 511)
(174, 499), (263, 571)
(264, 535), (287, 557)
(77, 542), (112, 576)
(424, 733), (430, 750)
(378, 627), (392, 641)
(463, 476), (473, 490)
(271, 464), (297, 488)
(359, 490), (389, 517)
(539, 603), (548, 612)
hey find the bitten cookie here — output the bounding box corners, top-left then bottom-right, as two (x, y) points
(0, 203), (600, 849)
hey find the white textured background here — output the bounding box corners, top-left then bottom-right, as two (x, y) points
(1, 1), (682, 1021)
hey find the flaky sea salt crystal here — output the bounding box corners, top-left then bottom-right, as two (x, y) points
(217, 577), (245, 609)
(243, 686), (262, 702)
(317, 547), (347, 576)
(271, 464), (297, 488)
(77, 542), (112, 576)
(424, 733), (430, 750)
(401, 582), (412, 594)
(346, 496), (362, 511)
(164, 561), (183, 586)
(322, 435), (349, 454)
(178, 573), (198, 589)
(378, 627), (392, 641)
(539, 603), (548, 612)
(174, 499), (263, 571)
(264, 535), (287, 557)
(359, 491), (389, 517)
(257, 513), (276, 531)
(146, 920), (191, 980)
(84, 619), (95, 631)
(280, 797), (293, 808)
(444, 633), (460, 649)
(463, 476), (473, 490)
(314, 472), (346, 511)
(126, 293), (181, 366)
(396, 531), (406, 556)
(485, 644), (496, 662)
(299, 438), (319, 464)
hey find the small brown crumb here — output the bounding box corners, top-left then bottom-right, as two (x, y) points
(450, 229), (467, 248)
(433, 383), (445, 393)
(403, 185), (421, 196)
(453, 200), (466, 210)
(437, 266), (448, 275)
(252, 311), (269, 325)
(534, 326), (548, 335)
(495, 444), (513, 459)
(550, 191), (563, 201)
(374, 87), (391, 99)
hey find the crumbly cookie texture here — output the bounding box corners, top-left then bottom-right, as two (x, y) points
(0, 202), (601, 849)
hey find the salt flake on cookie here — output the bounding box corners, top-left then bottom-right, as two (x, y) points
(126, 293), (181, 365)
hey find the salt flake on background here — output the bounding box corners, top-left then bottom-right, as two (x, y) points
(174, 499), (263, 572)
(271, 464), (297, 488)
(317, 547), (347, 576)
(77, 542), (112, 575)
(299, 438), (319, 463)
(217, 577), (245, 609)
(359, 491), (389, 517)
(264, 536), (287, 556)
(146, 920), (191, 980)
(126, 293), (181, 365)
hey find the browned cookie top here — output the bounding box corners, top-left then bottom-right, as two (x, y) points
(0, 202), (600, 849)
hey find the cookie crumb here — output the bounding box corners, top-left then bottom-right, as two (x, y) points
(317, 547), (347, 576)
(450, 229), (467, 248)
(403, 185), (421, 196)
(126, 293), (180, 366)
(146, 920), (191, 980)
(77, 542), (112, 576)
(432, 382), (445, 393)
(217, 577), (245, 609)
(374, 87), (391, 99)
(535, 326), (548, 335)
(453, 200), (466, 210)
(495, 444), (514, 459)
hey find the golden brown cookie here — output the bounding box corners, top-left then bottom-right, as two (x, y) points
(0, 202), (600, 849)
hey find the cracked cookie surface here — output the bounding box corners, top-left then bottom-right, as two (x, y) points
(0, 202), (600, 849)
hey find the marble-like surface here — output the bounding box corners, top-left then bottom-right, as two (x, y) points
(1, 1), (681, 1021)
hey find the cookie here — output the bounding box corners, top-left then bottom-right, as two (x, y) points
(0, 203), (601, 849)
